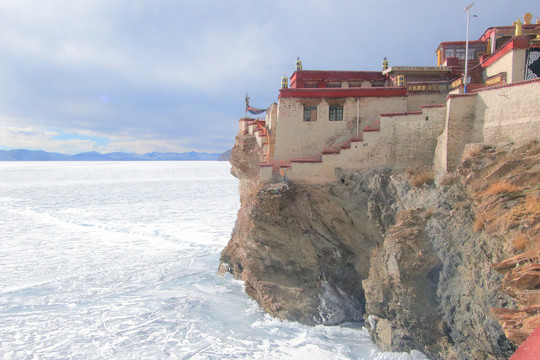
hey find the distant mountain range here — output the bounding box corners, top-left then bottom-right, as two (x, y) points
(0, 149), (232, 161)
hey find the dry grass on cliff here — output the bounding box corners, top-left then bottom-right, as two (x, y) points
(512, 235), (529, 252)
(461, 143), (484, 161)
(438, 173), (459, 186)
(508, 194), (540, 225)
(486, 181), (521, 196)
(511, 234), (540, 253)
(473, 217), (484, 232)
(409, 171), (435, 187)
(370, 245), (381, 258)
(525, 194), (540, 216)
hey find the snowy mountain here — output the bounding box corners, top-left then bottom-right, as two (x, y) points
(0, 149), (222, 161)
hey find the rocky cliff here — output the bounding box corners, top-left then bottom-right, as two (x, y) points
(219, 132), (539, 360)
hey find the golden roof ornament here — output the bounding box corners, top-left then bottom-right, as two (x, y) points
(523, 12), (532, 25)
(281, 73), (288, 89)
(513, 18), (523, 36)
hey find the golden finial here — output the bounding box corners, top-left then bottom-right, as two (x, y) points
(295, 57), (302, 71)
(536, 17), (540, 25)
(523, 12), (532, 25)
(281, 73), (288, 89)
(513, 19), (523, 36)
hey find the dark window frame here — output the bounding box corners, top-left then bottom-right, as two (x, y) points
(329, 106), (343, 121)
(303, 106), (317, 122)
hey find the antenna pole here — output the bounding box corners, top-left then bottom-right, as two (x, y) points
(245, 92), (250, 118)
(464, 2), (474, 93)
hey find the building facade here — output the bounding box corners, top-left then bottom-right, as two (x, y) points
(242, 14), (540, 183)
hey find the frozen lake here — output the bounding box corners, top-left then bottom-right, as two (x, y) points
(0, 161), (427, 359)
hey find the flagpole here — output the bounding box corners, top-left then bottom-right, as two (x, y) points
(463, 2), (474, 93)
(357, 99), (360, 136)
(245, 92), (250, 118)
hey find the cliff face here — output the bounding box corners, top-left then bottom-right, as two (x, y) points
(219, 132), (539, 360)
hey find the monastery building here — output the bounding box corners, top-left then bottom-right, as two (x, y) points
(240, 14), (540, 183)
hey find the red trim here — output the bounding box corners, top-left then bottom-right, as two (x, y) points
(446, 93), (477, 100)
(471, 77), (540, 93)
(380, 111), (422, 117)
(248, 121), (266, 126)
(467, 84), (487, 92)
(279, 87), (406, 99)
(481, 36), (530, 68)
(291, 70), (385, 81)
(422, 104), (446, 108)
(322, 149), (340, 154)
(480, 24), (540, 41)
(290, 158), (323, 163)
(259, 163), (273, 168)
(290, 70), (387, 89)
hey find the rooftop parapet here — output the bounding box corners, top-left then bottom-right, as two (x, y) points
(278, 87), (406, 99)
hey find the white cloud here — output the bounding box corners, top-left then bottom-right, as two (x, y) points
(0, 124), (96, 154)
(0, 0), (536, 154)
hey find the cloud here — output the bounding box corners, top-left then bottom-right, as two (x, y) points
(0, 123), (97, 154)
(0, 120), (217, 155)
(0, 0), (537, 154)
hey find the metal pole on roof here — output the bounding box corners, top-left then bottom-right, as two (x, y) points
(245, 92), (250, 118)
(356, 99), (360, 137)
(463, 2), (474, 93)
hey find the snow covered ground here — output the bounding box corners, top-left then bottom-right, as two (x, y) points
(0, 161), (427, 359)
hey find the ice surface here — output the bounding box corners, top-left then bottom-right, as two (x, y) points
(0, 161), (428, 359)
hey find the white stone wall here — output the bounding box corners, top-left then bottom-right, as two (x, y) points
(476, 80), (540, 144)
(434, 79), (540, 172)
(273, 96), (407, 161)
(266, 103), (278, 131)
(406, 93), (446, 111)
(284, 106), (446, 184)
(259, 166), (274, 182)
(433, 95), (478, 172)
(266, 103), (278, 161)
(484, 48), (527, 83)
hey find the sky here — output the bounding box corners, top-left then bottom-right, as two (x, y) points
(0, 1), (538, 154)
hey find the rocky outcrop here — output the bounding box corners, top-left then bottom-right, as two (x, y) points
(221, 139), (382, 323)
(219, 132), (539, 359)
(459, 142), (540, 349)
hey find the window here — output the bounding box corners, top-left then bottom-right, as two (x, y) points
(455, 49), (466, 60)
(445, 48), (455, 58)
(327, 82), (341, 88)
(303, 106), (317, 122)
(304, 82), (318, 88)
(329, 106), (343, 121)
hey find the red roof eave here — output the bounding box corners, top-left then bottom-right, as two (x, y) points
(291, 70), (386, 82)
(435, 40), (487, 52)
(279, 87), (407, 99)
